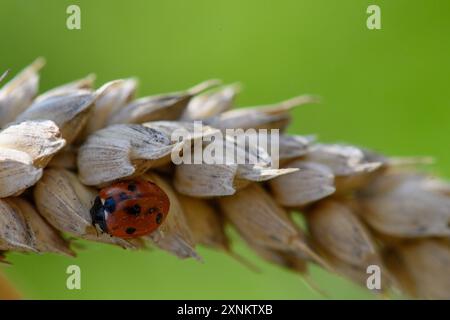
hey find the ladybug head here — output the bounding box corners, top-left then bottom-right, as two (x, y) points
(90, 196), (108, 234)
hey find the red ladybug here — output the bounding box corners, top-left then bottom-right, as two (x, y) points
(90, 179), (170, 239)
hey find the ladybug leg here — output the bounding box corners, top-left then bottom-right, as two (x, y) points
(93, 223), (99, 237)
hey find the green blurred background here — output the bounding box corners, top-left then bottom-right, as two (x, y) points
(1, 0), (449, 299)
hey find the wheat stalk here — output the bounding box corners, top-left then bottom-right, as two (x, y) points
(0, 270), (21, 300)
(0, 59), (449, 299)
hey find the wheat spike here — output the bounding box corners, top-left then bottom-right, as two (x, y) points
(0, 60), (449, 299)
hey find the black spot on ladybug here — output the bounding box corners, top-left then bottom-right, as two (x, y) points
(127, 183), (137, 192)
(119, 192), (129, 201)
(125, 227), (136, 235)
(147, 207), (157, 215)
(156, 213), (163, 224)
(103, 197), (116, 213)
(125, 204), (141, 216)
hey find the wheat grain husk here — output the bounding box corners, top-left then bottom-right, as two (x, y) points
(181, 83), (240, 120)
(358, 172), (450, 237)
(34, 73), (95, 102)
(33, 168), (135, 248)
(269, 160), (335, 207)
(218, 183), (327, 268)
(78, 124), (178, 186)
(16, 90), (97, 143)
(107, 80), (220, 125)
(0, 120), (65, 197)
(307, 199), (381, 267)
(0, 58), (44, 128)
(83, 78), (137, 137)
(386, 240), (450, 299)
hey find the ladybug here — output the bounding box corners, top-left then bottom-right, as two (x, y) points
(90, 179), (170, 239)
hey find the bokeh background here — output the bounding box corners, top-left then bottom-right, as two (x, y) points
(1, 0), (449, 299)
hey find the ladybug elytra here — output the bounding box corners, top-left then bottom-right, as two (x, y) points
(90, 179), (170, 239)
